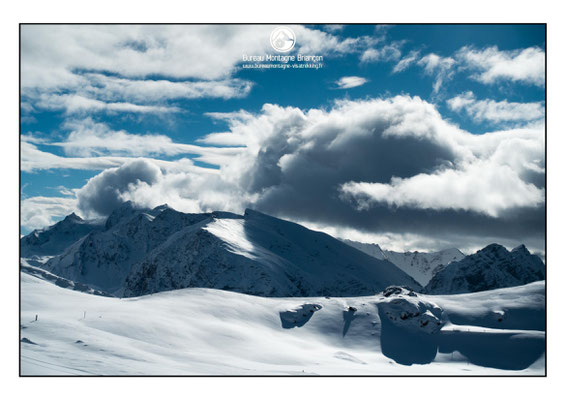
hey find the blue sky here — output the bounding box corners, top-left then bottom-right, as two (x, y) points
(20, 24), (545, 254)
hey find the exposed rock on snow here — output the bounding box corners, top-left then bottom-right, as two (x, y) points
(425, 243), (545, 294)
(378, 286), (443, 334)
(280, 304), (322, 328)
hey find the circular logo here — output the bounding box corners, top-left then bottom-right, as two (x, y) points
(270, 27), (296, 53)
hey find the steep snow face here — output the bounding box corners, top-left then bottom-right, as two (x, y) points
(425, 244), (545, 294)
(20, 273), (545, 375)
(123, 209), (422, 297)
(383, 248), (465, 286)
(20, 213), (102, 258)
(343, 240), (464, 286)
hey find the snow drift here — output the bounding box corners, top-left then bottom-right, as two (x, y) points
(20, 273), (545, 375)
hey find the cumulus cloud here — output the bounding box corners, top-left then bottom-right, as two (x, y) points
(76, 159), (163, 216)
(335, 76), (369, 89)
(75, 158), (249, 218)
(340, 159), (544, 217)
(24, 96), (545, 254)
(457, 46), (545, 86)
(447, 91), (545, 123)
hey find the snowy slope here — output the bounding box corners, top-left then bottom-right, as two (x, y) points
(20, 273), (545, 375)
(20, 213), (102, 259)
(38, 204), (420, 297)
(425, 244), (545, 294)
(124, 209), (421, 297)
(343, 240), (464, 286)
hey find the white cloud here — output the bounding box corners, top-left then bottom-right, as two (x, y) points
(24, 74), (254, 115)
(21, 25), (372, 89)
(56, 118), (245, 161)
(195, 96), (543, 221)
(75, 158), (249, 219)
(322, 25), (345, 33)
(335, 76), (369, 89)
(390, 46), (545, 92)
(447, 91), (545, 123)
(35, 93), (180, 115)
(21, 140), (128, 172)
(21, 25), (372, 115)
(23, 96), (545, 252)
(392, 50), (420, 73)
(457, 46), (545, 86)
(82, 73), (253, 102)
(417, 53), (456, 93)
(291, 25), (379, 55)
(21, 196), (78, 231)
(360, 44), (402, 63)
(21, 119), (246, 171)
(340, 158), (544, 217)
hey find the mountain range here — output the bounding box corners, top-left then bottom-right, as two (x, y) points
(342, 240), (464, 286)
(20, 202), (545, 297)
(23, 202), (420, 297)
(425, 243), (545, 294)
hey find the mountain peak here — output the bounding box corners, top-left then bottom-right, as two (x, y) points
(63, 212), (82, 222)
(151, 204), (170, 213)
(511, 244), (531, 255)
(478, 243), (509, 256)
(104, 201), (143, 229)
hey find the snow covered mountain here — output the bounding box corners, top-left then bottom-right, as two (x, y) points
(26, 203), (421, 296)
(20, 272), (545, 375)
(343, 240), (464, 286)
(425, 244), (545, 294)
(123, 209), (421, 297)
(20, 213), (102, 259)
